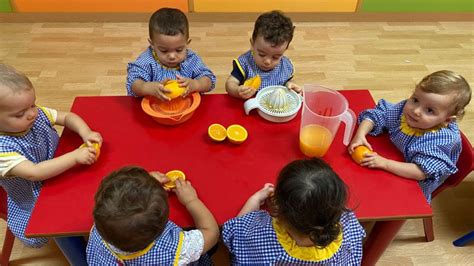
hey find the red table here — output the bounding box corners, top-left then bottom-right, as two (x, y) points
(26, 91), (431, 264)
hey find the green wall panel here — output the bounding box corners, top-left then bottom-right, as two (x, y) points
(361, 0), (474, 12)
(0, 0), (12, 12)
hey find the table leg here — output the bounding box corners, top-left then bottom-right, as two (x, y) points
(54, 236), (88, 266)
(362, 220), (406, 266)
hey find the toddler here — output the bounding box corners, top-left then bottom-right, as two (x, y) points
(348, 70), (471, 203)
(86, 166), (219, 265)
(222, 158), (365, 264)
(0, 64), (101, 262)
(225, 10), (301, 99)
(126, 8), (216, 101)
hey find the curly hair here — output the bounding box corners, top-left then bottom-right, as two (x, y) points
(149, 8), (189, 40)
(93, 166), (169, 252)
(0, 64), (33, 92)
(416, 70), (471, 119)
(272, 158), (348, 247)
(252, 10), (295, 47)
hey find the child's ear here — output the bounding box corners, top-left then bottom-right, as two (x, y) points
(445, 115), (457, 124)
(187, 39), (192, 45)
(148, 38), (152, 45)
(250, 38), (254, 46)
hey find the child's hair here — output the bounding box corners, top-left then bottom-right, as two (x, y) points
(93, 166), (169, 252)
(252, 10), (295, 47)
(416, 70), (471, 119)
(272, 158), (348, 247)
(0, 64), (33, 92)
(149, 8), (189, 40)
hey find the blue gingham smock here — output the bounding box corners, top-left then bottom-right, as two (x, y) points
(359, 99), (461, 203)
(222, 210), (365, 265)
(231, 50), (294, 91)
(87, 221), (212, 266)
(126, 47), (216, 96)
(0, 107), (59, 247)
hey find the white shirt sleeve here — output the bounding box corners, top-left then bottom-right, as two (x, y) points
(0, 153), (28, 177)
(177, 229), (204, 265)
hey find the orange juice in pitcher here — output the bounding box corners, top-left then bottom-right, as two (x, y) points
(299, 124), (333, 157)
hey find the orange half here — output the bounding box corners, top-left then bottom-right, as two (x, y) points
(351, 145), (372, 164)
(243, 75), (261, 90)
(208, 123), (227, 142)
(226, 124), (248, 144)
(164, 80), (186, 99)
(164, 170), (186, 189)
(80, 142), (101, 159)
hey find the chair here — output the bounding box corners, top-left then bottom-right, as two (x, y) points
(423, 132), (474, 242)
(0, 187), (14, 266)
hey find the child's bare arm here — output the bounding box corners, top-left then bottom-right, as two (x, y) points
(361, 153), (426, 180)
(238, 183), (274, 217)
(56, 111), (103, 146)
(348, 119), (375, 153)
(225, 75), (255, 99)
(173, 179), (219, 253)
(7, 147), (97, 181)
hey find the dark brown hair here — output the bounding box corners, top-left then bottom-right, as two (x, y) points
(149, 8), (189, 40)
(93, 166), (169, 252)
(272, 158), (348, 247)
(252, 10), (295, 47)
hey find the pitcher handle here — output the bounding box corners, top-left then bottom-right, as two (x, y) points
(341, 108), (356, 146)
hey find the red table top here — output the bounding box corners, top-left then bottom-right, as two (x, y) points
(26, 90), (432, 237)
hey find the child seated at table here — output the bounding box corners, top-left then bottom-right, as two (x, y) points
(0, 64), (101, 252)
(126, 7), (216, 100)
(348, 70), (471, 203)
(225, 10), (301, 99)
(222, 158), (365, 264)
(86, 166), (219, 265)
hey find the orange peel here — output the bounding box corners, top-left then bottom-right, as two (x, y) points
(164, 80), (186, 99)
(351, 145), (372, 164)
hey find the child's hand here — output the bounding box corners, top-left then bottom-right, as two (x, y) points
(149, 171), (170, 186)
(250, 183), (275, 206)
(74, 146), (97, 165)
(174, 179), (199, 206)
(348, 135), (372, 154)
(286, 82), (302, 94)
(238, 85), (257, 99)
(83, 131), (103, 147)
(176, 74), (198, 96)
(144, 81), (171, 101)
(360, 152), (388, 169)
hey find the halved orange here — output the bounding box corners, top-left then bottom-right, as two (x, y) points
(243, 75), (261, 90)
(164, 80), (186, 99)
(351, 145), (372, 164)
(208, 123), (227, 142)
(226, 124), (248, 144)
(80, 142), (101, 159)
(164, 170), (186, 189)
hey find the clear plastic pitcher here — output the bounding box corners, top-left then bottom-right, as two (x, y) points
(299, 85), (356, 157)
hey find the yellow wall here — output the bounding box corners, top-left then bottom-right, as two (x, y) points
(193, 0), (358, 12)
(12, 0), (188, 12)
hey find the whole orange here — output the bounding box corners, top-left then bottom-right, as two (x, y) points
(351, 145), (372, 164)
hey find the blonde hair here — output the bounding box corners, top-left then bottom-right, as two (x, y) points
(417, 70), (471, 119)
(0, 64), (33, 92)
